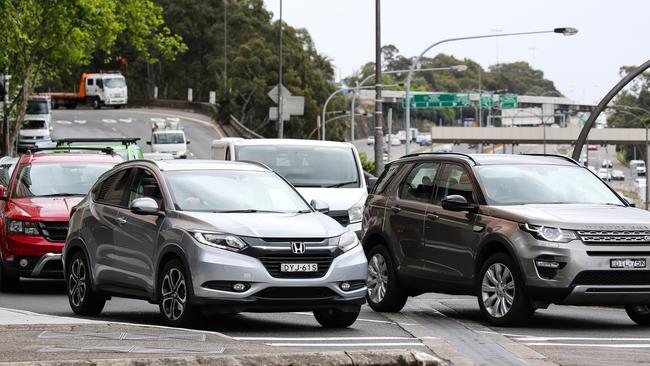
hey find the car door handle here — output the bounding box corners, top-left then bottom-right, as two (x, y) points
(115, 217), (127, 226)
(426, 213), (439, 221)
(390, 206), (401, 213)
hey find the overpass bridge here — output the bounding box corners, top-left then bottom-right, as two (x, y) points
(430, 126), (647, 146)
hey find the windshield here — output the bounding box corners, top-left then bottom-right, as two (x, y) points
(153, 132), (185, 144)
(26, 101), (49, 115)
(165, 170), (311, 213)
(21, 120), (46, 130)
(104, 77), (126, 88)
(12, 163), (114, 198)
(236, 145), (360, 188)
(475, 164), (624, 206)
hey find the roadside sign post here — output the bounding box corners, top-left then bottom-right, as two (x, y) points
(268, 84), (304, 126)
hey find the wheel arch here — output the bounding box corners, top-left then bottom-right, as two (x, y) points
(474, 234), (525, 285)
(154, 243), (193, 302)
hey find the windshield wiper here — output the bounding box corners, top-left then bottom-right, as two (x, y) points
(292, 184), (326, 188)
(325, 181), (358, 188)
(36, 193), (84, 197)
(212, 209), (286, 213)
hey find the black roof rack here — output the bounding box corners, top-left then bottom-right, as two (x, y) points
(401, 152), (479, 165)
(27, 146), (115, 155)
(54, 138), (140, 147)
(523, 154), (580, 166)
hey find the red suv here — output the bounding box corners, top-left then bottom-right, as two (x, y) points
(0, 151), (121, 290)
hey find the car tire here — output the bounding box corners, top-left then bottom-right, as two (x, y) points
(0, 261), (19, 292)
(477, 253), (532, 326)
(366, 245), (408, 312)
(158, 259), (200, 327)
(313, 306), (360, 328)
(92, 98), (101, 110)
(66, 251), (106, 316)
(625, 305), (650, 326)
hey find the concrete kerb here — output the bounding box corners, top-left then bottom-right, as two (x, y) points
(0, 350), (444, 366)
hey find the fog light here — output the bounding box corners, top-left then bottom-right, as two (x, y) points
(19, 259), (29, 268)
(232, 283), (247, 292)
(535, 260), (560, 268)
(340, 282), (351, 291)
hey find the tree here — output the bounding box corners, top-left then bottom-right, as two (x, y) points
(0, 0), (185, 154)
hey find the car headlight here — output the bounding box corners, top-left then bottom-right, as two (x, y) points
(190, 231), (248, 252)
(337, 230), (359, 252)
(521, 223), (577, 243)
(7, 219), (40, 236)
(348, 196), (366, 223)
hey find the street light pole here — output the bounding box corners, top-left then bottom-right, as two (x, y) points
(321, 87), (348, 140)
(373, 0), (384, 176)
(404, 27), (578, 155)
(277, 0), (284, 138)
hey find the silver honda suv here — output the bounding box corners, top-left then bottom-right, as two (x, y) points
(363, 153), (650, 326)
(63, 160), (367, 327)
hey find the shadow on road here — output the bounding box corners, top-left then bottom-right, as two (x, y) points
(8, 279), (66, 295)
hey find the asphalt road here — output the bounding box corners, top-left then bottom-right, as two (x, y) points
(50, 107), (224, 159)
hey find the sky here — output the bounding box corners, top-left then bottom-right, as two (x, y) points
(263, 0), (646, 105)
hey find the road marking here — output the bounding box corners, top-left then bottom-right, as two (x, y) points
(515, 336), (650, 342)
(234, 336), (418, 341)
(119, 118), (132, 123)
(56, 120), (72, 125)
(150, 117), (166, 123)
(166, 117), (180, 122)
(102, 119), (117, 124)
(266, 342), (426, 347)
(111, 127), (117, 132)
(523, 342), (650, 348)
(73, 120), (86, 124)
(123, 109), (224, 138)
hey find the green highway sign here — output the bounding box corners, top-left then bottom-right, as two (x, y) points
(402, 93), (471, 109)
(480, 94), (493, 108)
(499, 93), (518, 109)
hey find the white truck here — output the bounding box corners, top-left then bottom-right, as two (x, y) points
(630, 160), (646, 177)
(48, 72), (128, 109)
(17, 95), (53, 152)
(147, 119), (190, 159)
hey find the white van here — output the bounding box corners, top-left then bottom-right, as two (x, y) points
(630, 160), (646, 177)
(210, 138), (369, 236)
(18, 96), (52, 152)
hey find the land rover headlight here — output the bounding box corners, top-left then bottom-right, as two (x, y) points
(190, 231), (247, 252)
(521, 223), (577, 243)
(348, 196), (366, 223)
(337, 230), (359, 252)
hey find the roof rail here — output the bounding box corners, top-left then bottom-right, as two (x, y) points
(401, 152), (479, 165)
(523, 153), (580, 166)
(54, 138), (140, 146)
(27, 146), (115, 155)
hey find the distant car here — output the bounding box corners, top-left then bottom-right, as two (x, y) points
(419, 139), (432, 146)
(433, 144), (453, 153)
(611, 170), (625, 181)
(597, 168), (611, 181)
(367, 136), (375, 145)
(630, 160), (646, 177)
(588, 144), (599, 151)
(143, 152), (175, 161)
(384, 135), (400, 146)
(416, 134), (432, 144)
(635, 178), (646, 187)
(601, 159), (613, 168)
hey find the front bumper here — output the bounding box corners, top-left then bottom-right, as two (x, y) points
(2, 253), (63, 278)
(517, 233), (650, 305)
(104, 97), (127, 105)
(186, 240), (368, 312)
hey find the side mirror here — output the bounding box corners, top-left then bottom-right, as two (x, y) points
(366, 177), (378, 194)
(0, 185), (5, 200)
(130, 197), (163, 216)
(186, 140), (191, 145)
(441, 195), (478, 213)
(310, 199), (330, 214)
(146, 141), (152, 145)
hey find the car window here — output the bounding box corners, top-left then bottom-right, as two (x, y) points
(373, 163), (401, 194)
(87, 78), (94, 86)
(129, 168), (164, 208)
(0, 163), (14, 188)
(398, 162), (439, 203)
(94, 169), (132, 207)
(433, 164), (475, 205)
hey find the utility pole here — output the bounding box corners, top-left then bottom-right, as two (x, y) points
(223, 0), (228, 93)
(373, 0), (384, 176)
(277, 0), (284, 138)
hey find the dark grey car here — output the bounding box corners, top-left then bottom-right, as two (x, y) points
(363, 153), (650, 326)
(63, 160), (367, 327)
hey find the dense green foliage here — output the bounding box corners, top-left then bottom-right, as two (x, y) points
(0, 0), (185, 154)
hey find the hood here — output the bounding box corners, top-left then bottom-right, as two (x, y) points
(295, 187), (366, 211)
(7, 197), (84, 221)
(487, 204), (650, 230)
(20, 128), (50, 138)
(152, 143), (186, 153)
(176, 211), (346, 239)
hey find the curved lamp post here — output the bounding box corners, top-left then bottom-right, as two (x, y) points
(321, 86), (349, 140)
(404, 27), (578, 154)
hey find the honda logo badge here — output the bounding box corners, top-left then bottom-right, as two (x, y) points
(290, 242), (306, 254)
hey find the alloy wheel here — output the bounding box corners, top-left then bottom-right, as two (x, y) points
(161, 268), (187, 321)
(481, 263), (515, 318)
(367, 253), (388, 304)
(68, 258), (87, 307)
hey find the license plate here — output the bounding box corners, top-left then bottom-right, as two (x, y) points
(610, 258), (646, 269)
(280, 263), (318, 272)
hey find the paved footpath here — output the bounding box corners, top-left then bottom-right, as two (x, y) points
(0, 307), (442, 365)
